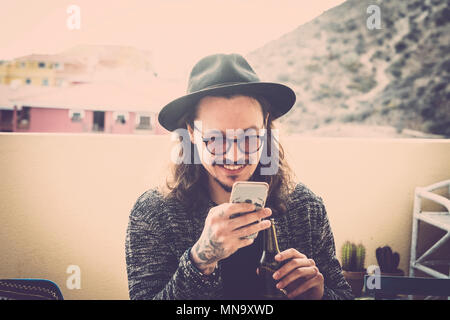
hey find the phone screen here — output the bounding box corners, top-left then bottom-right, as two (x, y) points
(230, 181), (269, 208)
(229, 181), (269, 239)
(229, 181), (268, 217)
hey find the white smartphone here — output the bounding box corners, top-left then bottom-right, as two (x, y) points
(229, 181), (269, 239)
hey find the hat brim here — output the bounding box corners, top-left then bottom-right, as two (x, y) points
(158, 82), (296, 132)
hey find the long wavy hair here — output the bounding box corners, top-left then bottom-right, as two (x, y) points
(163, 93), (297, 217)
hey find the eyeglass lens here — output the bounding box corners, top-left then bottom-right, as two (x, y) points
(205, 135), (262, 155)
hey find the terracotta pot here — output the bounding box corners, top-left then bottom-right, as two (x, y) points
(343, 270), (366, 298)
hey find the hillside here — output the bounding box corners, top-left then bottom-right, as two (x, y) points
(247, 0), (450, 137)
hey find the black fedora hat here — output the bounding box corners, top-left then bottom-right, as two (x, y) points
(158, 53), (296, 132)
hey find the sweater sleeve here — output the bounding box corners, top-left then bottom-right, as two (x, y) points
(311, 198), (355, 300)
(125, 191), (223, 300)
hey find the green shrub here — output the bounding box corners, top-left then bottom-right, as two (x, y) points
(277, 73), (290, 82)
(305, 64), (322, 72)
(341, 60), (362, 73)
(347, 75), (377, 93)
(395, 41), (407, 53)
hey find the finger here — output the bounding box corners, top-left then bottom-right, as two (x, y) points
(233, 219), (271, 238)
(221, 202), (257, 219)
(256, 267), (259, 276)
(276, 266), (319, 290)
(275, 248), (306, 262)
(238, 236), (255, 248)
(228, 208), (265, 230)
(273, 258), (314, 280)
(229, 207), (272, 230)
(287, 272), (324, 299)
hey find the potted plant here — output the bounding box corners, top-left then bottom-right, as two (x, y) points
(374, 246), (404, 299)
(375, 246), (404, 276)
(341, 241), (366, 297)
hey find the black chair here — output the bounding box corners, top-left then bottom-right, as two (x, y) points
(364, 275), (450, 300)
(0, 279), (64, 300)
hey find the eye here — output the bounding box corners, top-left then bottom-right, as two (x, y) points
(204, 135), (226, 150)
(204, 135), (222, 142)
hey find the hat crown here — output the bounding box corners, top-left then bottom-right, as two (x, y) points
(187, 53), (260, 93)
(158, 52), (296, 132)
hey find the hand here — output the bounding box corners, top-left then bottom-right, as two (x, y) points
(272, 248), (324, 300)
(190, 202), (272, 275)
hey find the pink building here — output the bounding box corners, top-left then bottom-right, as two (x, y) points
(0, 83), (172, 135)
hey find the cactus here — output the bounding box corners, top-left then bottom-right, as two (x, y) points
(341, 241), (354, 271)
(341, 241), (365, 272)
(355, 243), (366, 272)
(376, 246), (401, 273)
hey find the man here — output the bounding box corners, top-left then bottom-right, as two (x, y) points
(125, 53), (353, 300)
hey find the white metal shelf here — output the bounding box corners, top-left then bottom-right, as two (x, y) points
(410, 179), (450, 280)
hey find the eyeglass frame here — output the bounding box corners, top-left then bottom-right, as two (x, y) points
(192, 123), (267, 155)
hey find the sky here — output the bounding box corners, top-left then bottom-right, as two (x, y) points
(0, 0), (345, 78)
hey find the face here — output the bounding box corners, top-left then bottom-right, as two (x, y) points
(188, 95), (267, 193)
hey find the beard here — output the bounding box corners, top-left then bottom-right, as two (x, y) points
(212, 175), (234, 193)
(211, 163), (261, 193)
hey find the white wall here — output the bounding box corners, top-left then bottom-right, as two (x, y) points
(1, 133), (449, 299)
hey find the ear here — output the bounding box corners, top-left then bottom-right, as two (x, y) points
(186, 123), (195, 143)
(264, 113), (270, 127)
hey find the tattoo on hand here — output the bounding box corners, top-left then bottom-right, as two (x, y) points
(194, 227), (225, 272)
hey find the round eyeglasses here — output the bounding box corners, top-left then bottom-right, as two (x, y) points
(193, 125), (266, 155)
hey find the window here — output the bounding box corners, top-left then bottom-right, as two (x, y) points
(54, 63), (64, 70)
(17, 106), (30, 129)
(42, 78), (49, 86)
(25, 78), (31, 85)
(116, 115), (126, 124)
(113, 111), (129, 125)
(136, 114), (152, 130)
(71, 112), (82, 122)
(20, 62), (26, 68)
(69, 109), (85, 122)
(38, 62), (46, 68)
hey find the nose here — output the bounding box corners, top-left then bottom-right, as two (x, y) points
(224, 139), (246, 165)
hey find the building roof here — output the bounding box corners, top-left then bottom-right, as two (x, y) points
(1, 80), (184, 113)
(14, 54), (83, 64)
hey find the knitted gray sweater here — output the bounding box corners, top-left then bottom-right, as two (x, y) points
(125, 182), (354, 300)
